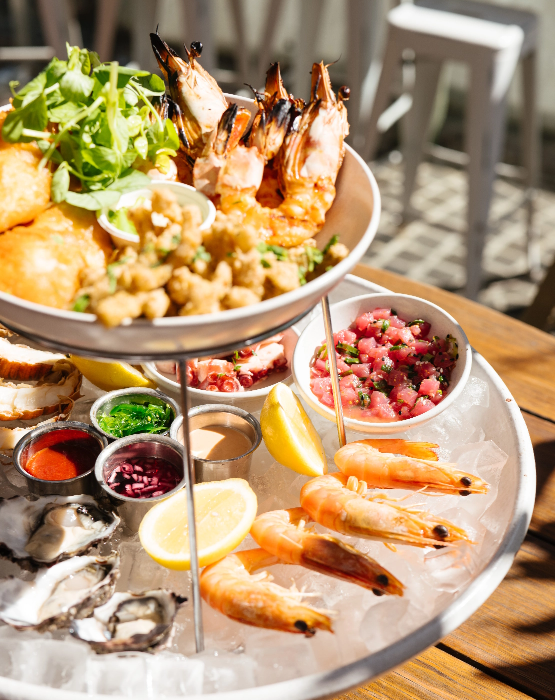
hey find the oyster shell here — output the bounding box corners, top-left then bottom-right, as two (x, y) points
(0, 495), (120, 569)
(0, 553), (119, 631)
(70, 589), (186, 653)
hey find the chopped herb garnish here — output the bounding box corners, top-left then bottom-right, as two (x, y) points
(381, 364), (392, 373)
(260, 259), (271, 269)
(323, 234), (339, 254)
(389, 343), (407, 351)
(336, 342), (359, 357)
(318, 344), (328, 360)
(257, 242), (288, 261)
(408, 319), (425, 327)
(73, 294), (90, 312)
(421, 353), (434, 362)
(193, 245), (211, 263)
(306, 246), (324, 272)
(381, 319), (390, 332)
(217, 373), (225, 378)
(344, 357), (361, 365)
(340, 369), (353, 376)
(298, 266), (307, 285)
(358, 390), (370, 407)
(373, 380), (391, 396)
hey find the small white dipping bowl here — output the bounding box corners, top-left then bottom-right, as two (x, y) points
(97, 180), (216, 249)
(293, 293), (472, 435)
(142, 326), (299, 413)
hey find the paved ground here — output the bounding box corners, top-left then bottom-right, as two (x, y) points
(363, 155), (555, 316)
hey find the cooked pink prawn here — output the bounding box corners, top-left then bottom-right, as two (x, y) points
(250, 507), (404, 596)
(200, 548), (333, 636)
(300, 473), (472, 548)
(335, 440), (489, 495)
(150, 32), (228, 161)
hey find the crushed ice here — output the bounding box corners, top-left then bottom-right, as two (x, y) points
(0, 371), (513, 694)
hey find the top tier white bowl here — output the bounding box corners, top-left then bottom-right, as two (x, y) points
(293, 292), (472, 434)
(0, 95), (381, 361)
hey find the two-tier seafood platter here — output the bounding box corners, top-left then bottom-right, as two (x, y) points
(0, 31), (534, 700)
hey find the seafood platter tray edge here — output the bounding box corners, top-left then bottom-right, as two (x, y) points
(0, 95), (380, 360)
(0, 276), (535, 700)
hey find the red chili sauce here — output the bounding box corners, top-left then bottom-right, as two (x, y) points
(23, 429), (101, 481)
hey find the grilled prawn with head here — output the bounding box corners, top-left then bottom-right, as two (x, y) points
(216, 61), (350, 247)
(150, 32), (228, 161)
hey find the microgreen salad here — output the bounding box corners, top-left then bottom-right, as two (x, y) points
(2, 44), (179, 210)
(310, 307), (458, 422)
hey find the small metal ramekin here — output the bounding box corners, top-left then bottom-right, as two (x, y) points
(94, 433), (186, 531)
(170, 404), (261, 483)
(13, 421), (108, 497)
(90, 387), (181, 441)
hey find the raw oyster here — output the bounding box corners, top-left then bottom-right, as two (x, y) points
(70, 589), (186, 653)
(0, 495), (120, 568)
(0, 553), (119, 631)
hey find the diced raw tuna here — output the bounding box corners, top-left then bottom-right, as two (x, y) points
(419, 377), (440, 398)
(358, 337), (378, 354)
(410, 396), (435, 416)
(309, 306), (457, 423)
(334, 330), (358, 346)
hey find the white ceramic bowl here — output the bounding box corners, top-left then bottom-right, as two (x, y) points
(0, 95), (381, 359)
(142, 327), (298, 412)
(97, 181), (216, 249)
(293, 293), (472, 434)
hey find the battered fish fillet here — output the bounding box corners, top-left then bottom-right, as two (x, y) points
(0, 112), (51, 233)
(0, 204), (113, 309)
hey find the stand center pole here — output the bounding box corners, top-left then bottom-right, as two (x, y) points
(321, 296), (346, 448)
(178, 359), (204, 653)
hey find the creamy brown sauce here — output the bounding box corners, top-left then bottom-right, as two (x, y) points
(190, 426), (252, 461)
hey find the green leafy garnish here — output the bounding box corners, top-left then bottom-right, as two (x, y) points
(344, 357), (361, 365)
(407, 319), (425, 327)
(421, 353), (434, 363)
(97, 400), (173, 438)
(2, 44), (174, 212)
(381, 319), (390, 332)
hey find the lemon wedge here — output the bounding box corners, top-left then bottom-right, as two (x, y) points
(69, 355), (157, 392)
(139, 479), (257, 570)
(260, 383), (327, 477)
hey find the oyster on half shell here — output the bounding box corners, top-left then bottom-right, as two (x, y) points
(0, 495), (120, 568)
(70, 589), (186, 653)
(0, 553), (119, 631)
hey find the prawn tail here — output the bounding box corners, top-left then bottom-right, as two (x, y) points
(300, 533), (404, 596)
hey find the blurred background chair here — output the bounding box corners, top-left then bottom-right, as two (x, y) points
(362, 0), (539, 300)
(1, 0), (554, 329)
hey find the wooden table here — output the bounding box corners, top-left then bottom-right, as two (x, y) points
(335, 266), (555, 700)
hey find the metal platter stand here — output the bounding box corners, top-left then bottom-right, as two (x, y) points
(1, 294), (347, 654)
